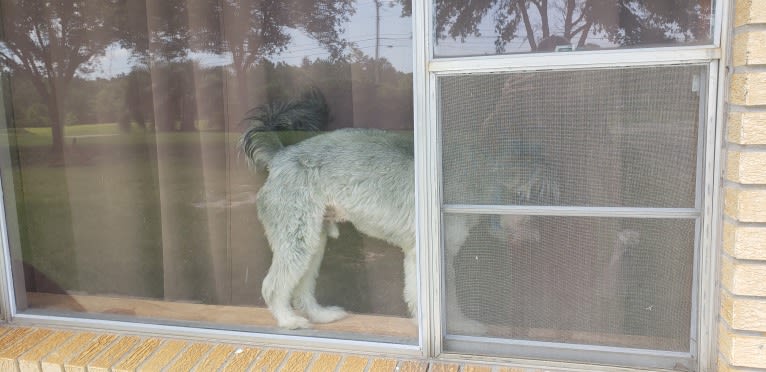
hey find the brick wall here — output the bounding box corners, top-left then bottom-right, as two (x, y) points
(720, 0), (766, 369)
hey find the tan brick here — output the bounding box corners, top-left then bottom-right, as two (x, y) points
(728, 112), (766, 145)
(719, 323), (766, 368)
(368, 358), (397, 372)
(429, 363), (460, 372)
(308, 353), (341, 372)
(730, 73), (766, 106)
(721, 256), (766, 296)
(338, 355), (369, 372)
(195, 344), (236, 371)
(724, 187), (766, 222)
(164, 342), (210, 372)
(250, 349), (288, 372)
(220, 347), (260, 371)
(397, 360), (428, 372)
(0, 329), (54, 371)
(64, 334), (117, 372)
(726, 151), (766, 184)
(463, 365), (493, 372)
(86, 336), (140, 372)
(111, 338), (161, 372)
(18, 331), (75, 372)
(723, 221), (766, 260)
(735, 0), (766, 27)
(279, 351), (315, 372)
(733, 31), (766, 66)
(718, 355), (751, 372)
(721, 290), (766, 332)
(136, 339), (187, 371)
(41, 333), (97, 372)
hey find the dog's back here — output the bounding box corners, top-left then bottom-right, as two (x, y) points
(259, 128), (415, 250)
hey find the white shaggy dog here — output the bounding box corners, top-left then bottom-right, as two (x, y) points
(241, 90), (558, 331)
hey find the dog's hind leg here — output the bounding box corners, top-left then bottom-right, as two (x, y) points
(444, 215), (489, 335)
(292, 229), (348, 324)
(262, 250), (314, 329)
(403, 248), (418, 320)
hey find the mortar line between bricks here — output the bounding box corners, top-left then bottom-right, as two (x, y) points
(77, 334), (122, 369)
(732, 65), (766, 73)
(102, 335), (144, 371)
(721, 286), (766, 301)
(727, 104), (766, 112)
(720, 318), (766, 338)
(274, 349), (293, 372)
(134, 339), (169, 371)
(186, 343), (217, 372)
(301, 351), (320, 372)
(25, 331), (79, 367)
(214, 345), (239, 372)
(723, 214), (766, 227)
(160, 341), (193, 372)
(721, 250), (766, 265)
(726, 142), (766, 151)
(734, 23), (766, 34)
(722, 180), (766, 189)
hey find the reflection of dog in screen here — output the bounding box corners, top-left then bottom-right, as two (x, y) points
(241, 90), (559, 331)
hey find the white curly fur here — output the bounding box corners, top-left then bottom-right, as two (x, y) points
(255, 129), (418, 329)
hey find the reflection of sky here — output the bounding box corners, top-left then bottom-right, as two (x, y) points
(434, 2), (618, 57)
(89, 0), (412, 79)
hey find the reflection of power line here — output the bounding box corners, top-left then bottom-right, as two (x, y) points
(279, 43), (411, 58)
(276, 45), (411, 60)
(278, 37), (411, 55)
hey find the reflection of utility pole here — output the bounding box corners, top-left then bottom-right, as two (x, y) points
(374, 0), (381, 83)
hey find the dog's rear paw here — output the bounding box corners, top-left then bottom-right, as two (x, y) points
(277, 314), (312, 329)
(308, 306), (348, 324)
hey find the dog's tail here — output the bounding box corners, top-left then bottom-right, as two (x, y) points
(240, 88), (329, 169)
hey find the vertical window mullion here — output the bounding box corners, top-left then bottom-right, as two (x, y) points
(413, 0), (440, 357)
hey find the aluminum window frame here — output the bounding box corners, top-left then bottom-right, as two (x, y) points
(0, 0), (729, 370)
(419, 1), (730, 370)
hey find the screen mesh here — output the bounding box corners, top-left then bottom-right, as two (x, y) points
(441, 66), (704, 208)
(440, 66), (705, 353)
(446, 215), (695, 352)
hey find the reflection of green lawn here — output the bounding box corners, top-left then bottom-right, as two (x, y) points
(4, 125), (408, 318)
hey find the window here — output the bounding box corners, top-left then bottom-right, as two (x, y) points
(0, 0), (416, 345)
(0, 0), (724, 370)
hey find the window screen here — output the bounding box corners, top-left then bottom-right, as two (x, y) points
(440, 65), (705, 361)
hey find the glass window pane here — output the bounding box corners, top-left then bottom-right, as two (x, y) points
(433, 0), (714, 57)
(0, 0), (415, 343)
(444, 214), (695, 352)
(441, 65), (705, 208)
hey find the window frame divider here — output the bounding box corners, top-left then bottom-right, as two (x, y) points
(430, 46), (720, 74)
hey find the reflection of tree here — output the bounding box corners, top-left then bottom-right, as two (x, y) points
(0, 0), (119, 156)
(116, 0), (357, 126)
(212, 0), (355, 117)
(429, 0), (711, 52)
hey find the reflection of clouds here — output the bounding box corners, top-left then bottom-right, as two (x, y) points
(88, 43), (135, 78)
(83, 1), (413, 80)
(274, 2), (412, 72)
